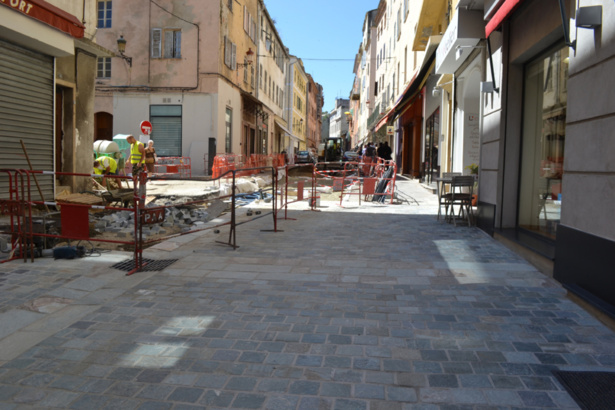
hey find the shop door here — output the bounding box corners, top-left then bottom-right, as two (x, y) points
(0, 40), (54, 200)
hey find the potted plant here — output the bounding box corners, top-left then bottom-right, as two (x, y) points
(465, 163), (479, 206)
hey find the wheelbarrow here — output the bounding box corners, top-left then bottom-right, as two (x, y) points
(101, 189), (134, 208)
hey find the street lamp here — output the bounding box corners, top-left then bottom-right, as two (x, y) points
(237, 48), (255, 68)
(116, 35), (132, 67)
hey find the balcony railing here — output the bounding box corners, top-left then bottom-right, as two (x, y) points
(366, 103), (384, 130)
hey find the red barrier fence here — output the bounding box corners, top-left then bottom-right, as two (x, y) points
(211, 154), (285, 179)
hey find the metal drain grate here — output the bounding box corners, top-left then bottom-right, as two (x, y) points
(111, 258), (178, 272)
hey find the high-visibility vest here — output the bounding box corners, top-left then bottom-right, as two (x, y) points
(102, 156), (118, 173)
(130, 141), (144, 164)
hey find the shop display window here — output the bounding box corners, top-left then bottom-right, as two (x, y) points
(518, 46), (568, 238)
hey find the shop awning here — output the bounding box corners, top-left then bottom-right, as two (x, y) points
(374, 46), (437, 131)
(485, 0), (525, 38)
(274, 120), (300, 141)
(0, 0), (85, 38)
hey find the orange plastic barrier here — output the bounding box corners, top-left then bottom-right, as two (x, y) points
(211, 154), (286, 179)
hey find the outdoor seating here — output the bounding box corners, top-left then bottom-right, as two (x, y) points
(436, 172), (461, 222)
(443, 175), (475, 226)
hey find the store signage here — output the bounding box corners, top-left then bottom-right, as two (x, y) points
(0, 0), (85, 38)
(1, 0), (33, 14)
(435, 9), (485, 75)
(387, 126), (394, 135)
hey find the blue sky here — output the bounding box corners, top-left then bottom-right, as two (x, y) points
(263, 0), (379, 113)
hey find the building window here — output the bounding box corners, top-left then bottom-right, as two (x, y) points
(97, 1), (112, 28)
(97, 57), (111, 78)
(151, 29), (182, 59)
(225, 107), (232, 153)
(518, 46), (568, 239)
(224, 36), (237, 69)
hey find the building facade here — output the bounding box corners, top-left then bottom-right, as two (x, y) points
(306, 74), (323, 152)
(1, 0), (110, 196)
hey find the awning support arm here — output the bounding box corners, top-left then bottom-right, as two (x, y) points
(486, 37), (500, 94)
(557, 0), (576, 50)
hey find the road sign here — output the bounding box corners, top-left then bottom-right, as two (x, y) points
(140, 120), (153, 135)
(386, 126), (394, 135)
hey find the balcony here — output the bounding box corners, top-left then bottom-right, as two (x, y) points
(366, 103), (384, 130)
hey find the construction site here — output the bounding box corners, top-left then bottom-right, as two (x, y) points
(1, 150), (399, 272)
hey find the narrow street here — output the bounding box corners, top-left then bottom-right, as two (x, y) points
(0, 179), (613, 409)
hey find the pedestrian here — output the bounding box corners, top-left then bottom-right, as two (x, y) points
(93, 156), (121, 189)
(377, 142), (385, 159)
(363, 143), (377, 176)
(126, 134), (145, 175)
(382, 141), (393, 161)
(144, 140), (157, 174)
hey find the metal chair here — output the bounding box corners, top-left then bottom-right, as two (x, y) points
(437, 172), (461, 221)
(445, 175), (475, 226)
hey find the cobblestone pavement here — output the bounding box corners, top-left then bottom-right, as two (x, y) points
(0, 179), (614, 409)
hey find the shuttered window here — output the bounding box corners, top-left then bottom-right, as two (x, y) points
(0, 41), (54, 200)
(151, 28), (162, 58)
(150, 105), (182, 157)
(224, 37), (237, 69)
(152, 29), (181, 59)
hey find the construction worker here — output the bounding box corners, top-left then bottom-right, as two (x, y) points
(126, 134), (145, 175)
(93, 156), (122, 189)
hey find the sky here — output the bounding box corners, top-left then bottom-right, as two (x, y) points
(263, 0), (380, 113)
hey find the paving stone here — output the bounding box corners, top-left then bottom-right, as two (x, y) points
(429, 374), (459, 388)
(517, 390), (557, 407)
(226, 376), (257, 391)
(166, 387), (203, 403)
(289, 380), (320, 395)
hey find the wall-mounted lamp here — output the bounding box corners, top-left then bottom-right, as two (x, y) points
(237, 48), (255, 68)
(576, 6), (602, 29)
(117, 35), (132, 67)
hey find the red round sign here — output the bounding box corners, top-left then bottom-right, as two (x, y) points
(140, 120), (153, 135)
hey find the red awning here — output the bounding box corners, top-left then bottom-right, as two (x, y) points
(485, 0), (524, 38)
(0, 0), (85, 38)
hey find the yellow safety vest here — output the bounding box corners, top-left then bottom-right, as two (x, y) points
(130, 141), (144, 164)
(104, 156), (118, 173)
(95, 156), (118, 174)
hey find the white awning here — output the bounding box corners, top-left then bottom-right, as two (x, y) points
(275, 120), (300, 141)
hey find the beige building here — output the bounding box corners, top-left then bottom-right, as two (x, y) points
(286, 56), (308, 154)
(94, 0), (301, 175)
(0, 0), (111, 196)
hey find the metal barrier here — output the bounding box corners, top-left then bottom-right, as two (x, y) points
(276, 163), (318, 220)
(0, 166), (279, 275)
(1, 161), (396, 275)
(153, 156), (191, 178)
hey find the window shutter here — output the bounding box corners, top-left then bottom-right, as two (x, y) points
(231, 42), (236, 70)
(164, 30), (174, 58)
(224, 36), (230, 67)
(151, 28), (162, 58)
(244, 6), (248, 32)
(174, 31), (181, 58)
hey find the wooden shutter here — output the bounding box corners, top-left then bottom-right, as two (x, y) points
(231, 42), (237, 70)
(151, 28), (162, 58)
(164, 30), (174, 58)
(174, 31), (181, 58)
(224, 36), (230, 67)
